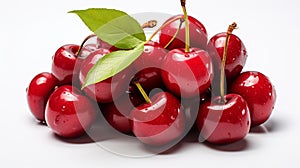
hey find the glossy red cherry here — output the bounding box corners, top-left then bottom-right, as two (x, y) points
(26, 72), (58, 122)
(130, 92), (185, 146)
(51, 44), (82, 85)
(133, 41), (166, 70)
(161, 48), (214, 98)
(133, 68), (164, 93)
(99, 86), (144, 134)
(132, 41), (167, 93)
(159, 15), (207, 50)
(208, 32), (247, 79)
(197, 94), (251, 144)
(230, 71), (276, 127)
(79, 49), (133, 103)
(45, 85), (98, 138)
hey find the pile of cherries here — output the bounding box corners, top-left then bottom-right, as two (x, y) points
(26, 1), (276, 147)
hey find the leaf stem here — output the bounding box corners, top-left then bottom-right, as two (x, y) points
(164, 18), (185, 49)
(134, 80), (152, 104)
(145, 15), (184, 44)
(181, 0), (190, 53)
(220, 22), (238, 103)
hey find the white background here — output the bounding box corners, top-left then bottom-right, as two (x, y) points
(1, 0), (299, 167)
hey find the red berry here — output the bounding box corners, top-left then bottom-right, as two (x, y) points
(99, 86), (144, 134)
(130, 92), (185, 146)
(27, 72), (58, 122)
(230, 71), (276, 127)
(208, 32), (247, 79)
(159, 15), (207, 50)
(45, 85), (98, 138)
(51, 44), (82, 85)
(161, 48), (214, 98)
(197, 94), (251, 144)
(79, 49), (133, 103)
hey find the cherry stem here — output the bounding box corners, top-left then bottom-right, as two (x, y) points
(134, 80), (152, 104)
(181, 0), (190, 52)
(145, 15), (184, 44)
(164, 18), (185, 49)
(141, 20), (158, 29)
(76, 34), (98, 57)
(220, 22), (238, 103)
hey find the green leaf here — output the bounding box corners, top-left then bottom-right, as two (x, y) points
(82, 43), (144, 88)
(69, 8), (146, 49)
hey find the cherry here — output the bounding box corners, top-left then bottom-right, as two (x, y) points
(161, 48), (213, 98)
(26, 72), (58, 122)
(159, 15), (207, 50)
(197, 22), (250, 144)
(51, 44), (81, 85)
(196, 94), (250, 144)
(130, 91), (185, 146)
(45, 85), (98, 138)
(79, 49), (133, 103)
(208, 30), (247, 80)
(132, 68), (164, 94)
(99, 86), (144, 134)
(161, 1), (213, 98)
(132, 41), (166, 93)
(230, 71), (276, 127)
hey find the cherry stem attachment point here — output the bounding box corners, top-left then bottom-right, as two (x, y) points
(142, 20), (158, 29)
(145, 15), (184, 44)
(76, 34), (98, 57)
(134, 80), (152, 104)
(220, 22), (238, 103)
(181, 0), (190, 52)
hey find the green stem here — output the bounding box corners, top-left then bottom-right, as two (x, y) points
(220, 22), (237, 103)
(145, 15), (184, 44)
(134, 81), (152, 104)
(181, 0), (190, 52)
(164, 18), (184, 49)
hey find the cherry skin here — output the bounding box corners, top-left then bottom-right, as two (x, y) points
(130, 92), (185, 146)
(133, 68), (164, 94)
(161, 48), (214, 98)
(26, 72), (58, 122)
(133, 41), (167, 71)
(45, 85), (98, 138)
(208, 32), (247, 80)
(51, 44), (82, 85)
(159, 15), (207, 50)
(79, 49), (133, 103)
(230, 71), (276, 127)
(132, 41), (167, 93)
(99, 86), (145, 134)
(197, 94), (251, 144)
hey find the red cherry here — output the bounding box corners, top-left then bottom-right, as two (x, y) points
(130, 92), (185, 146)
(230, 71), (276, 127)
(99, 86), (144, 134)
(208, 32), (247, 79)
(133, 68), (164, 93)
(159, 15), (207, 50)
(45, 85), (98, 138)
(133, 41), (167, 70)
(161, 48), (214, 98)
(26, 72), (58, 122)
(51, 44), (82, 85)
(132, 41), (166, 93)
(197, 94), (251, 144)
(79, 49), (133, 103)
